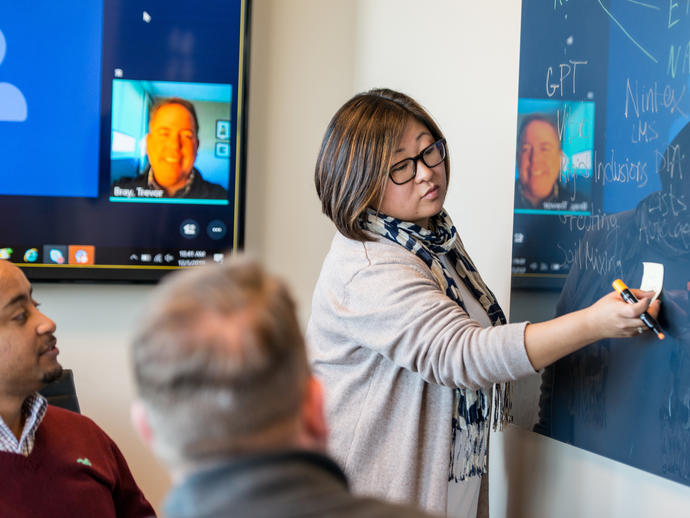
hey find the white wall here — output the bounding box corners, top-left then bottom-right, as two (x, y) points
(351, 0), (520, 311)
(244, 0), (356, 321)
(31, 1), (690, 517)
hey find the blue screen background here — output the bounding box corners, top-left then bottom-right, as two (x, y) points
(0, 2), (103, 197)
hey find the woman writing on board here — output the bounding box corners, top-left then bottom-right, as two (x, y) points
(306, 88), (658, 518)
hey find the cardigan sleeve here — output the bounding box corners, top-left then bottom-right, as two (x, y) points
(340, 259), (536, 390)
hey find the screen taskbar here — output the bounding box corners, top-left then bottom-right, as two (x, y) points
(1, 245), (229, 270)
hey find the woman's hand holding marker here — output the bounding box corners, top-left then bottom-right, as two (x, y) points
(612, 279), (665, 340)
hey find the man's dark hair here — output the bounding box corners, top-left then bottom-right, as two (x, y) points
(516, 112), (561, 156)
(148, 97), (200, 136)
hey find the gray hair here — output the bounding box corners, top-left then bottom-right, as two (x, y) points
(131, 257), (309, 468)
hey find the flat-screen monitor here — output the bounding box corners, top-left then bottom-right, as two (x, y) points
(0, 0), (250, 281)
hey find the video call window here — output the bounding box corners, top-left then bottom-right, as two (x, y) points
(0, 0), (248, 282)
(110, 79), (232, 205)
(514, 98), (595, 216)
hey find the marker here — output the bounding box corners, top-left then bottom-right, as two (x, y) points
(612, 279), (665, 340)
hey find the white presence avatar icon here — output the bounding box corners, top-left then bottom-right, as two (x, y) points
(74, 249), (89, 264)
(0, 29), (28, 122)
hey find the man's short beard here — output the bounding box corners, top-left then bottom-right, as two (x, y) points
(41, 365), (63, 385)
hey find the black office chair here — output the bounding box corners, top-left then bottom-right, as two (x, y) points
(39, 369), (81, 414)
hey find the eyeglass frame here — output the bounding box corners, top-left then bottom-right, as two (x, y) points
(388, 138), (447, 185)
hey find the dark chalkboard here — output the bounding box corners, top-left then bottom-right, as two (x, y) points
(511, 0), (690, 486)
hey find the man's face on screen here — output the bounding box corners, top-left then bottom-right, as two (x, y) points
(517, 119), (562, 206)
(146, 103), (199, 195)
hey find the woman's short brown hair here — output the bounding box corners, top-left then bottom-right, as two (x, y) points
(314, 88), (449, 240)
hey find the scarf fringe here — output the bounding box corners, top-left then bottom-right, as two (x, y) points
(493, 381), (513, 431)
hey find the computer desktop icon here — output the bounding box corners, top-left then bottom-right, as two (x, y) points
(23, 248), (39, 262)
(43, 245), (67, 265)
(68, 245), (95, 265)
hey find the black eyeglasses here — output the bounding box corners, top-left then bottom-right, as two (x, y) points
(388, 138), (446, 185)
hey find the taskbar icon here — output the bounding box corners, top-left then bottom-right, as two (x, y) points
(23, 248), (39, 262)
(42, 245), (96, 265)
(128, 251), (176, 265)
(43, 245), (67, 265)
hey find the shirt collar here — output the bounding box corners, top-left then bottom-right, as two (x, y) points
(0, 393), (47, 456)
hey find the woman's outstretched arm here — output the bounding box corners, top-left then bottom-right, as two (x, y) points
(524, 289), (661, 370)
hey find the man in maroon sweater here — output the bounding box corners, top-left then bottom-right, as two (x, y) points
(0, 260), (155, 518)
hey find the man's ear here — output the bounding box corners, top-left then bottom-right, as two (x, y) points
(130, 400), (154, 449)
(301, 375), (328, 450)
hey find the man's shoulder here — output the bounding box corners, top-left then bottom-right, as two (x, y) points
(36, 407), (135, 476)
(298, 492), (439, 518)
(335, 487), (440, 518)
(43, 405), (104, 433)
(555, 181), (590, 209)
(191, 170), (228, 198)
(42, 405), (117, 448)
(17, 406), (155, 517)
(168, 450), (436, 518)
(513, 182), (533, 209)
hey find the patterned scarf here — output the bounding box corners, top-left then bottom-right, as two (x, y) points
(361, 208), (512, 482)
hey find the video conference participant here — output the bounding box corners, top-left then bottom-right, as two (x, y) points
(111, 97), (228, 200)
(514, 113), (586, 211)
(130, 257), (437, 518)
(0, 260), (155, 518)
(308, 88), (658, 517)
